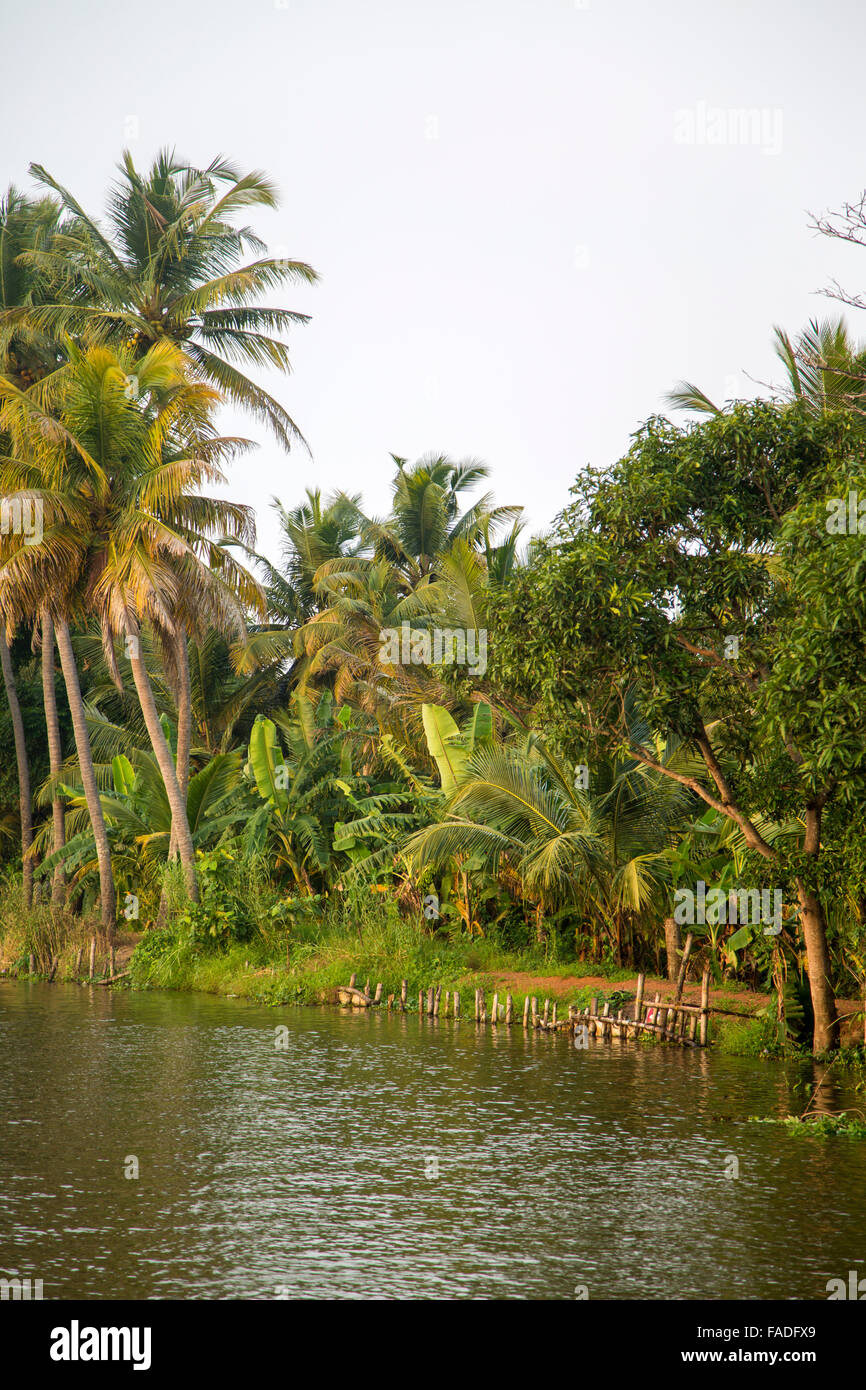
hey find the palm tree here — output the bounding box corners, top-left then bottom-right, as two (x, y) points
(0, 188), (68, 904)
(5, 150), (318, 450)
(362, 454), (521, 579)
(0, 629), (34, 906)
(666, 317), (866, 417)
(40, 610), (66, 904)
(0, 338), (264, 905)
(407, 718), (692, 956)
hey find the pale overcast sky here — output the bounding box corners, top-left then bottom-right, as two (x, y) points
(3, 0), (866, 563)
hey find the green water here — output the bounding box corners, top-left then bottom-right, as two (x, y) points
(1, 981), (863, 1299)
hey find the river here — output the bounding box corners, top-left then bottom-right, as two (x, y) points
(1, 981), (863, 1299)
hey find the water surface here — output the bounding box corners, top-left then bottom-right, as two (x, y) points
(1, 981), (863, 1299)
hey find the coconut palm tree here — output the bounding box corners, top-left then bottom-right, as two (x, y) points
(0, 338), (264, 906)
(5, 150), (317, 450)
(666, 317), (866, 417)
(407, 717), (693, 956)
(0, 629), (34, 905)
(0, 187), (69, 902)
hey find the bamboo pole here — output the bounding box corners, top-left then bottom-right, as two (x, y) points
(634, 973), (645, 1023)
(700, 968), (710, 1046)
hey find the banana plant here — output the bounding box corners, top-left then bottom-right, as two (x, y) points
(421, 700), (493, 792)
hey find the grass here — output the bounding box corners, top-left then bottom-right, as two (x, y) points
(124, 897), (631, 1018)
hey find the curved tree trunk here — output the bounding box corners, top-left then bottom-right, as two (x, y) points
(125, 620), (199, 903)
(41, 611), (66, 906)
(797, 803), (838, 1053)
(797, 881), (838, 1052)
(55, 618), (116, 936)
(0, 624), (34, 908)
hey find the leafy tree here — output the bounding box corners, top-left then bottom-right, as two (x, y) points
(493, 401), (866, 1050)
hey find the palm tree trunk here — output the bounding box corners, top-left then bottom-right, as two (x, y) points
(125, 621), (199, 903)
(54, 618), (116, 936)
(41, 611), (66, 906)
(155, 631), (192, 925)
(175, 629), (192, 804)
(0, 624), (34, 908)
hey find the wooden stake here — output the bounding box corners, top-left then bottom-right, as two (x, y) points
(89, 937), (96, 980)
(418, 990), (424, 1014)
(349, 972), (357, 988)
(634, 973), (645, 1023)
(491, 992), (499, 1025)
(523, 996), (530, 1028)
(444, 990), (450, 1017)
(74, 947), (83, 978)
(480, 994), (487, 1024)
(552, 1002), (558, 1028)
(400, 979), (408, 1011)
(506, 994), (514, 1025)
(700, 968), (710, 1046)
(373, 982), (383, 1004)
(28, 953), (35, 975)
(531, 997), (538, 1028)
(453, 990), (461, 1020)
(433, 985), (441, 1017)
(387, 993), (394, 1010)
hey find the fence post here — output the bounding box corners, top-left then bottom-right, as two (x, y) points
(700, 969), (710, 1046)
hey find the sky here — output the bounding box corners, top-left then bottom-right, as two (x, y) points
(3, 0), (866, 564)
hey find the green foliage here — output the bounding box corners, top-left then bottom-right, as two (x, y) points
(175, 848), (259, 949)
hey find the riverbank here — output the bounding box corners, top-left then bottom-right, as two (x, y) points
(3, 902), (864, 1058)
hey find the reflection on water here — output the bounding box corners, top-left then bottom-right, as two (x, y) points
(0, 981), (863, 1300)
